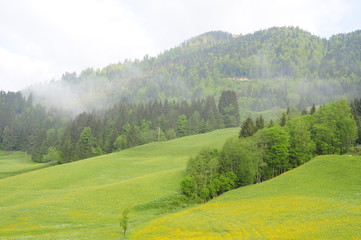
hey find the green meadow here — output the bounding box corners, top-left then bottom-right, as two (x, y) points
(0, 151), (49, 179)
(1, 129), (360, 239)
(0, 128), (237, 239)
(132, 155), (361, 240)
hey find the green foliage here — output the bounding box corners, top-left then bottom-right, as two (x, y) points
(182, 97), (359, 200)
(200, 187), (211, 202)
(310, 103), (316, 115)
(75, 127), (103, 160)
(176, 114), (189, 137)
(219, 137), (260, 185)
(42, 147), (62, 164)
(135, 192), (196, 212)
(218, 90), (240, 127)
(0, 90), (234, 164)
(279, 112), (287, 126)
(185, 148), (219, 197)
(183, 135), (262, 201)
(263, 126), (290, 177)
(165, 129), (177, 140)
(182, 99), (358, 201)
(286, 116), (316, 167)
(255, 115), (265, 130)
(180, 176), (197, 198)
(120, 208), (129, 237)
(209, 171), (237, 195)
(350, 98), (361, 144)
(113, 135), (127, 151)
(239, 117), (256, 138)
(188, 111), (201, 134)
(312, 99), (358, 154)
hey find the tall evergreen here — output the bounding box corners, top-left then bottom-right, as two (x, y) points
(218, 90), (240, 127)
(239, 117), (256, 138)
(310, 103), (316, 115)
(279, 112), (287, 126)
(255, 115), (265, 130)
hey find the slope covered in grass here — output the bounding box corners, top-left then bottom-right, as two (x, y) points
(0, 128), (237, 239)
(0, 151), (49, 179)
(132, 155), (361, 240)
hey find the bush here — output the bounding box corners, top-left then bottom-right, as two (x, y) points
(180, 176), (196, 198)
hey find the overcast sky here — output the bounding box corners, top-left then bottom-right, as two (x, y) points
(1, 0), (360, 91)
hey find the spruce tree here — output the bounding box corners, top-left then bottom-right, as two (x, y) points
(255, 115), (265, 130)
(279, 112), (287, 126)
(218, 90), (240, 127)
(239, 117), (256, 138)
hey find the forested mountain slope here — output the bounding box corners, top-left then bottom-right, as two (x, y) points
(25, 27), (361, 114)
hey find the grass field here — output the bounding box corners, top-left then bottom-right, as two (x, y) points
(132, 155), (361, 240)
(0, 128), (237, 239)
(0, 151), (49, 179)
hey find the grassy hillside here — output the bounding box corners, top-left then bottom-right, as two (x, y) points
(0, 128), (237, 239)
(0, 151), (49, 179)
(132, 155), (361, 240)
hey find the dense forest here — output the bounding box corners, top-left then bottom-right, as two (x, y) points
(25, 27), (361, 117)
(0, 90), (240, 164)
(181, 99), (360, 201)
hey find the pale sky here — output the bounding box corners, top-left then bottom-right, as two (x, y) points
(0, 0), (360, 91)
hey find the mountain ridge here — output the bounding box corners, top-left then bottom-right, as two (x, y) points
(24, 26), (361, 114)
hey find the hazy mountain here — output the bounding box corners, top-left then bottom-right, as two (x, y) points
(24, 26), (361, 115)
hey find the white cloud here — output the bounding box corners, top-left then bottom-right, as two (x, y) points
(0, 46), (54, 91)
(0, 0), (156, 91)
(0, 0), (360, 91)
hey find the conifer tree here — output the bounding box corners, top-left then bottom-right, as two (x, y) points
(239, 117), (256, 138)
(255, 115), (265, 130)
(218, 90), (240, 127)
(279, 112), (287, 126)
(310, 103), (316, 115)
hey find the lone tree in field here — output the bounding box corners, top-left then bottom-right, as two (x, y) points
(120, 208), (130, 238)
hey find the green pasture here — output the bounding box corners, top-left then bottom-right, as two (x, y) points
(0, 128), (237, 239)
(0, 151), (49, 179)
(132, 155), (361, 239)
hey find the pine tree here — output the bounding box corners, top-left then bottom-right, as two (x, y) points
(255, 115), (265, 130)
(267, 119), (275, 128)
(239, 117), (256, 138)
(279, 112), (287, 126)
(218, 90), (240, 127)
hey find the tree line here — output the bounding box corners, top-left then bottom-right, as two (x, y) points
(181, 99), (359, 201)
(0, 90), (240, 164)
